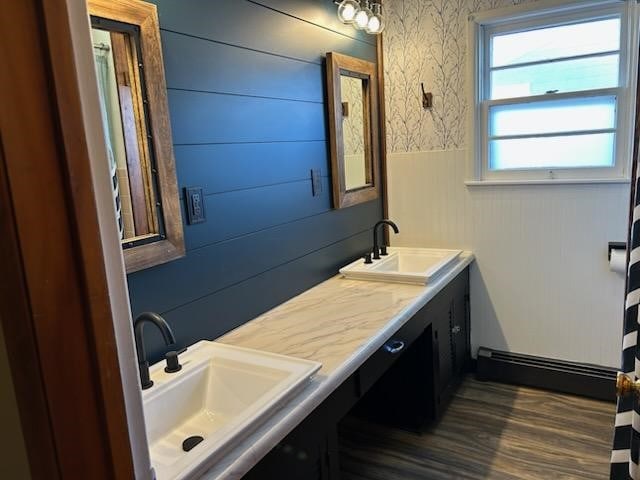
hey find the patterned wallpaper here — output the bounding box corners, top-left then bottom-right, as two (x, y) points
(383, 0), (536, 153)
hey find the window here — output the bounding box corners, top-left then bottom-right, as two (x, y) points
(470, 1), (638, 183)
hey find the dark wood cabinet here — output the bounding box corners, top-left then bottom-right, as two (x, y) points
(243, 421), (326, 480)
(453, 284), (471, 375)
(356, 267), (470, 427)
(357, 304), (426, 396)
(353, 325), (435, 432)
(245, 267), (470, 479)
(431, 268), (470, 419)
(243, 374), (361, 480)
(432, 301), (455, 417)
(242, 404), (329, 480)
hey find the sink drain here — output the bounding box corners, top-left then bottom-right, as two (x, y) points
(182, 435), (204, 452)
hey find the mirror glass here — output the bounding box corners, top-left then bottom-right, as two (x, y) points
(340, 74), (371, 191)
(91, 24), (163, 248)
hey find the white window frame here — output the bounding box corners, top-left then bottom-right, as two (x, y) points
(467, 0), (639, 185)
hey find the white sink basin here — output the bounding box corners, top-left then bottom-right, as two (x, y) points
(340, 247), (462, 285)
(142, 340), (321, 480)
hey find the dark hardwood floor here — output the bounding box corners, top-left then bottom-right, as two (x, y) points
(339, 376), (614, 479)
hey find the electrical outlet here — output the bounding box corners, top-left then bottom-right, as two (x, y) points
(185, 187), (206, 224)
(311, 169), (322, 197)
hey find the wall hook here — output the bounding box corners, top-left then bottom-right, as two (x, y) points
(341, 101), (349, 117)
(421, 83), (433, 109)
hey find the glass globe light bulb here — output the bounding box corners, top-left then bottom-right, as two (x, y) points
(353, 2), (371, 30)
(366, 3), (384, 34)
(366, 15), (382, 33)
(337, 0), (359, 24)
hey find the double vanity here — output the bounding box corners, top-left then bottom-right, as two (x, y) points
(87, 4), (463, 476)
(140, 247), (474, 480)
(84, 4), (473, 476)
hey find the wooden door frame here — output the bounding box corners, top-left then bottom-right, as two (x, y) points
(377, 33), (390, 242)
(1, 0), (149, 478)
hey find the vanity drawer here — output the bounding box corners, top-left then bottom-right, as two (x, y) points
(358, 314), (425, 395)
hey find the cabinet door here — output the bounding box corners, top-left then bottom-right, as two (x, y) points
(432, 303), (454, 414)
(451, 294), (467, 375)
(432, 268), (470, 419)
(451, 272), (470, 375)
(244, 412), (327, 480)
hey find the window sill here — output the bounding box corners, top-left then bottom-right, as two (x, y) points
(464, 178), (631, 187)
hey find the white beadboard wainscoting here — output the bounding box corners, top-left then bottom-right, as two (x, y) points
(387, 149), (629, 368)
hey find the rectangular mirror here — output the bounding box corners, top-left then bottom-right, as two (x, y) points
(89, 0), (184, 273)
(326, 52), (379, 209)
(91, 25), (160, 243)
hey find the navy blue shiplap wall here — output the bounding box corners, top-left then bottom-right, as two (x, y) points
(127, 0), (383, 360)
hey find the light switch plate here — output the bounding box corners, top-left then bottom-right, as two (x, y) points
(185, 187), (206, 224)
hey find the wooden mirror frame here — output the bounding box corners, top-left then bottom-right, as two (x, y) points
(326, 52), (380, 209)
(89, 0), (184, 273)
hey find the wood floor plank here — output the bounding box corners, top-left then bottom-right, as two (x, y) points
(339, 376), (614, 480)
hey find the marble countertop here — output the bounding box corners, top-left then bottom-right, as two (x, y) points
(195, 252), (475, 479)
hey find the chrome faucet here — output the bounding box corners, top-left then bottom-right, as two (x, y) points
(134, 312), (176, 389)
(372, 220), (399, 259)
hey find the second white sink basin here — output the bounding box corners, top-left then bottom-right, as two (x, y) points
(143, 340), (321, 480)
(340, 247), (462, 285)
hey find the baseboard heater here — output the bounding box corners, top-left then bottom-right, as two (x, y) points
(476, 347), (617, 402)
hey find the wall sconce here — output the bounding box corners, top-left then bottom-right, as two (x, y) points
(421, 83), (433, 109)
(334, 0), (385, 35)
